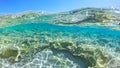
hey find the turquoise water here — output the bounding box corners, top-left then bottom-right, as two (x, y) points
(0, 22), (120, 68)
(1, 23), (120, 47)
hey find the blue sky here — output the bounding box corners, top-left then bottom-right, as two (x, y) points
(0, 0), (120, 14)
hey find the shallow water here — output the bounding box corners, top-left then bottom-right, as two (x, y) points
(0, 22), (120, 68)
(1, 23), (120, 47)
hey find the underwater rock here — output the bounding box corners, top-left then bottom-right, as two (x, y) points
(0, 47), (19, 63)
(0, 23), (120, 68)
(50, 41), (73, 50)
(0, 48), (18, 58)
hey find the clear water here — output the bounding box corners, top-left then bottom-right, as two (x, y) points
(1, 23), (120, 47)
(0, 22), (120, 68)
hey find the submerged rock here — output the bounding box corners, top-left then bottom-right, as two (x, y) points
(0, 48), (18, 58)
(0, 23), (120, 68)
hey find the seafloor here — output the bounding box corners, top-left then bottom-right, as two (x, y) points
(0, 22), (120, 68)
(0, 8), (120, 68)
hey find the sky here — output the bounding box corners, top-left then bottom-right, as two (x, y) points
(0, 0), (120, 14)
